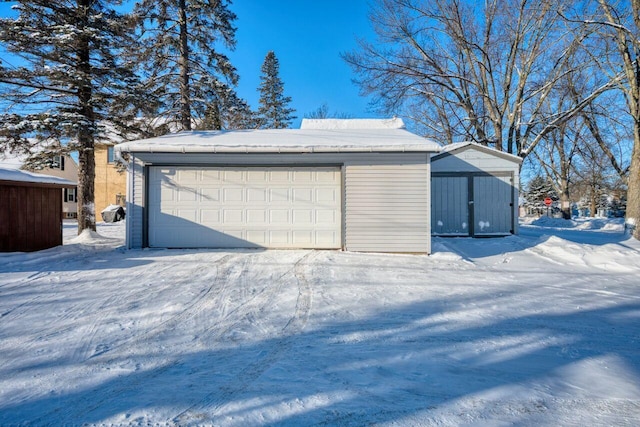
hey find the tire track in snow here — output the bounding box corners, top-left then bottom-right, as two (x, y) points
(26, 253), (242, 425)
(173, 251), (315, 425)
(81, 253), (239, 361)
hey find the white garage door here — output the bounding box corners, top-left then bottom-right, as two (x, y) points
(148, 166), (342, 248)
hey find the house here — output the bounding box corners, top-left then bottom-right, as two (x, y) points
(0, 167), (76, 252)
(94, 141), (127, 217)
(431, 141), (522, 236)
(1, 151), (78, 219)
(115, 118), (441, 253)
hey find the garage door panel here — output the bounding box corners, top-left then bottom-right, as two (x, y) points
(223, 170), (244, 183)
(317, 188), (337, 202)
(200, 209), (220, 224)
(247, 209), (267, 223)
(293, 188), (313, 202)
(269, 170), (289, 182)
(200, 188), (221, 201)
(247, 188), (266, 202)
(293, 209), (313, 224)
(149, 166), (341, 248)
(269, 188), (289, 202)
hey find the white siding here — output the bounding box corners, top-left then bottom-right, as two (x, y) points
(126, 156), (145, 249)
(431, 147), (518, 173)
(345, 163), (430, 253)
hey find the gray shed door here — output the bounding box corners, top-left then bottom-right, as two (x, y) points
(431, 176), (470, 236)
(431, 174), (513, 236)
(148, 166), (342, 248)
(473, 175), (513, 236)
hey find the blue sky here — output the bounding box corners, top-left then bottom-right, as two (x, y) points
(228, 1), (380, 126)
(0, 1), (381, 128)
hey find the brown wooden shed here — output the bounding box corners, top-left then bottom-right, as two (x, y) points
(0, 167), (76, 252)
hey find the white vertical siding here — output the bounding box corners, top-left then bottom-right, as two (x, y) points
(126, 156), (145, 249)
(345, 163), (430, 253)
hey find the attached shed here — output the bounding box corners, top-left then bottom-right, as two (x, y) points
(0, 167), (76, 252)
(116, 119), (441, 253)
(431, 142), (522, 237)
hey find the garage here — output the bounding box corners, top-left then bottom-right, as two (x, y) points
(431, 142), (522, 236)
(148, 166), (341, 248)
(116, 118), (441, 253)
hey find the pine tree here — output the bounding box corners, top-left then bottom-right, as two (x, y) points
(257, 51), (296, 129)
(524, 175), (558, 215)
(0, 0), (147, 233)
(134, 0), (249, 131)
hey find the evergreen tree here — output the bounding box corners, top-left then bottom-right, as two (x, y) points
(257, 51), (296, 129)
(134, 0), (249, 131)
(0, 0), (147, 233)
(523, 175), (558, 215)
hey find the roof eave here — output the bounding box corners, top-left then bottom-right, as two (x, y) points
(115, 145), (441, 155)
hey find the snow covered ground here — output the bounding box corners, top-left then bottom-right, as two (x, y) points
(1, 218), (639, 426)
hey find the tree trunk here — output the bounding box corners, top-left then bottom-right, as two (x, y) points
(626, 121), (640, 236)
(178, 0), (191, 131)
(559, 177), (572, 219)
(590, 184), (598, 218)
(77, 0), (96, 233)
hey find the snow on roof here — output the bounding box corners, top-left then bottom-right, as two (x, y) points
(0, 166), (76, 186)
(300, 118), (405, 130)
(115, 128), (441, 154)
(0, 151), (26, 170)
(434, 141), (522, 163)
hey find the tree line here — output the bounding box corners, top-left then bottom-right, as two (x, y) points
(0, 0), (296, 233)
(345, 0), (640, 238)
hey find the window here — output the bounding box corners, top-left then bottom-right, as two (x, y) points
(52, 155), (65, 171)
(107, 146), (115, 163)
(64, 188), (77, 203)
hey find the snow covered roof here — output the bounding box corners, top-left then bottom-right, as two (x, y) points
(0, 166), (76, 187)
(433, 141), (522, 163)
(115, 128), (441, 154)
(0, 151), (26, 170)
(300, 118), (405, 130)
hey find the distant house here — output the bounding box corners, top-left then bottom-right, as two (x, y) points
(94, 141), (127, 217)
(0, 167), (75, 252)
(1, 151), (78, 219)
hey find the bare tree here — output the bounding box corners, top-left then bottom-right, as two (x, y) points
(304, 103), (353, 119)
(344, 0), (617, 159)
(577, 0), (640, 237)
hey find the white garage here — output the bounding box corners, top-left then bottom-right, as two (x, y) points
(148, 166), (341, 248)
(116, 118), (441, 253)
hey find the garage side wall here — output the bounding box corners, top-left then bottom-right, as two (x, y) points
(344, 160), (430, 253)
(126, 155), (145, 249)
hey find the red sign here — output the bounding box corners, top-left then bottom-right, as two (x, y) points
(544, 197), (553, 206)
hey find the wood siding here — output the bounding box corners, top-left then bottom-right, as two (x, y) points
(345, 163), (430, 253)
(0, 184), (62, 252)
(94, 144), (127, 216)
